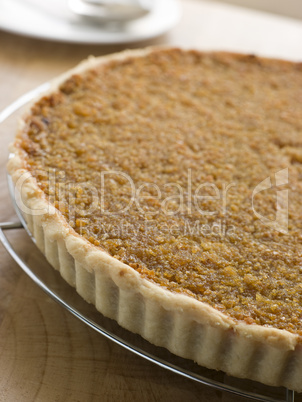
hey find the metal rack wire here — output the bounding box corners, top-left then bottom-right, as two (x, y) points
(0, 80), (297, 402)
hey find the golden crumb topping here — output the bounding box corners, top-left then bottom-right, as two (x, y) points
(17, 49), (302, 333)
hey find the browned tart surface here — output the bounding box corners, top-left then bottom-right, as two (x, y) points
(16, 49), (302, 334)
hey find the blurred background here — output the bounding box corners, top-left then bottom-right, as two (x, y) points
(217, 0), (302, 20)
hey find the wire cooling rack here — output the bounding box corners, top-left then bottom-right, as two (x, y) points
(0, 84), (297, 402)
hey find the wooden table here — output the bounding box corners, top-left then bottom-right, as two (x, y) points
(0, 1), (302, 401)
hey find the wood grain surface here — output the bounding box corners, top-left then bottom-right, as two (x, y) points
(1, 1), (302, 401)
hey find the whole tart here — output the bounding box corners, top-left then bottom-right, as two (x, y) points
(7, 47), (302, 391)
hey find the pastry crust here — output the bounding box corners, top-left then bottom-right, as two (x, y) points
(7, 47), (302, 392)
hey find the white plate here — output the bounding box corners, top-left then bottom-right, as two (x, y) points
(0, 0), (181, 44)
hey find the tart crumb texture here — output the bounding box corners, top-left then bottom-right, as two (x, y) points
(16, 49), (302, 335)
